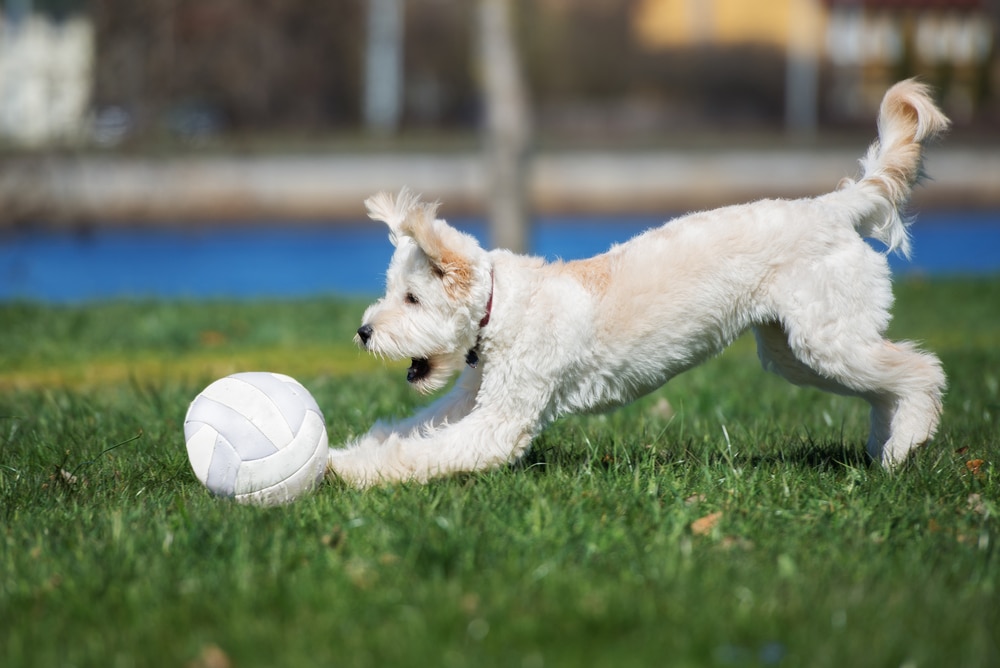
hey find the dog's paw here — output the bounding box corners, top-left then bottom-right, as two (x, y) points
(326, 444), (379, 488)
(326, 432), (411, 488)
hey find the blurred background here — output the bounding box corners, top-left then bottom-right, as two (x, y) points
(1, 0), (998, 300)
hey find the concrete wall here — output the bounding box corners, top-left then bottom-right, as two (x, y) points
(2, 147), (995, 226)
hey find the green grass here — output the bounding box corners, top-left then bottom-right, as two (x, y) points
(1, 278), (998, 667)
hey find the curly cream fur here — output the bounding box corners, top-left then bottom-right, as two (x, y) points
(330, 80), (949, 487)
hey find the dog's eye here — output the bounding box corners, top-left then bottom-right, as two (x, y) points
(405, 292), (419, 305)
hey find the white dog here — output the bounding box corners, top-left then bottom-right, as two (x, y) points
(328, 79), (949, 488)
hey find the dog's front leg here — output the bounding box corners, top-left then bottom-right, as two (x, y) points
(327, 406), (536, 488)
(348, 365), (483, 447)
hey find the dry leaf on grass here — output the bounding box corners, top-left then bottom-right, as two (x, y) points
(966, 459), (986, 477)
(690, 511), (723, 536)
(188, 644), (231, 668)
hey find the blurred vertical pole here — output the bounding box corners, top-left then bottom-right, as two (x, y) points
(4, 0), (30, 25)
(2, 0), (30, 144)
(479, 0), (531, 253)
(364, 0), (404, 134)
(4, 0), (32, 27)
(785, 0), (821, 136)
(687, 0), (712, 43)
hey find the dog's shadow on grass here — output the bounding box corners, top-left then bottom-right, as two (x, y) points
(736, 441), (873, 470)
(519, 438), (874, 476)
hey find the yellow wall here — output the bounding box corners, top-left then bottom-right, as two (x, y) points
(633, 0), (824, 50)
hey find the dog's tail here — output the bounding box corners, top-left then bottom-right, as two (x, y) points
(840, 79), (950, 258)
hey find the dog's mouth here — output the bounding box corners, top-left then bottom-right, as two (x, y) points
(407, 358), (431, 384)
(402, 353), (466, 394)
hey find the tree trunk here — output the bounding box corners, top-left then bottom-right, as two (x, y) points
(478, 0), (531, 253)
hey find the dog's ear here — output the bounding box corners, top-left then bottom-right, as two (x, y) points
(364, 187), (420, 247)
(398, 200), (443, 264)
(399, 202), (476, 296)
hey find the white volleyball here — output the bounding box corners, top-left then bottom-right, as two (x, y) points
(184, 372), (328, 506)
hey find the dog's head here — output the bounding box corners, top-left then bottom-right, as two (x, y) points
(356, 189), (493, 393)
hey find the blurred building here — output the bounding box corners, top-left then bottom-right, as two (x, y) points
(634, 0), (806, 47)
(631, 0), (996, 125)
(0, 0), (996, 147)
(0, 11), (93, 146)
(822, 0), (994, 123)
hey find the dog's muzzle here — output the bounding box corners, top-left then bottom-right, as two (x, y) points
(357, 324), (432, 385)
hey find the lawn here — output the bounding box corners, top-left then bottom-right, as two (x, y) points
(1, 278), (997, 667)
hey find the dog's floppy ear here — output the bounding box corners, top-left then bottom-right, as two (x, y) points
(399, 201), (476, 296)
(364, 187), (420, 247)
(398, 200), (445, 266)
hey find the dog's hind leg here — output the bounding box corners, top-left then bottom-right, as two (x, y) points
(754, 322), (944, 469)
(755, 323), (860, 396)
(856, 339), (945, 467)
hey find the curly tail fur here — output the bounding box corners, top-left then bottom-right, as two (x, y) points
(843, 79), (950, 258)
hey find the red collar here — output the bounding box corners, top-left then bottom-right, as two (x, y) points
(478, 269), (494, 329)
(467, 270), (494, 369)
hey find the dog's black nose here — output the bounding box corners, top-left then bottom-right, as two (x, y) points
(357, 324), (373, 346)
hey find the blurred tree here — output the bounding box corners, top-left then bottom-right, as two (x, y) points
(401, 0), (477, 128)
(85, 0), (996, 141)
(480, 0), (531, 253)
(90, 0), (365, 136)
(89, 0), (480, 138)
(22, 0), (86, 19)
(363, 0), (404, 134)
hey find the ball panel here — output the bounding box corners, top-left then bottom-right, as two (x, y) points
(264, 373), (322, 415)
(199, 376), (295, 447)
(235, 429), (328, 506)
(308, 419), (330, 486)
(205, 433), (241, 496)
(236, 480), (294, 507)
(236, 446), (326, 506)
(229, 372), (320, 435)
(185, 396), (279, 461)
(184, 421), (218, 484)
(234, 410), (328, 492)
